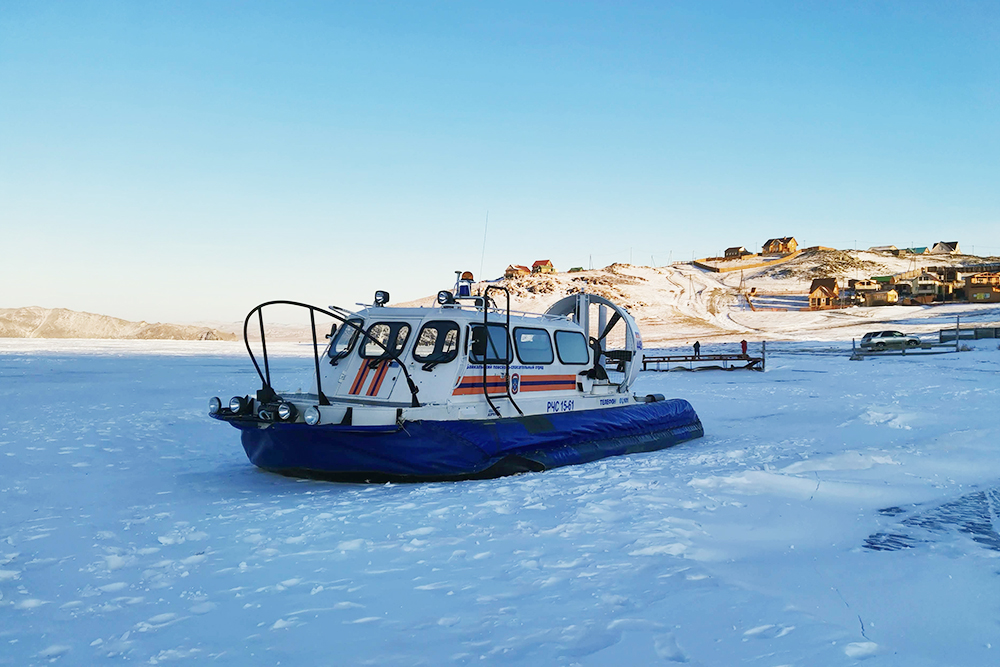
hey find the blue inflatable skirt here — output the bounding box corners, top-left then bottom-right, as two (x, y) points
(234, 399), (704, 482)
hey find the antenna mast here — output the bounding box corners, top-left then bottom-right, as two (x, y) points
(479, 211), (489, 279)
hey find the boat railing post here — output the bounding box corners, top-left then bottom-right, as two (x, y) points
(258, 308), (271, 389)
(309, 309), (330, 405)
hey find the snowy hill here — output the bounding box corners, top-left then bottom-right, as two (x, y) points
(400, 250), (1000, 346)
(0, 307), (237, 341)
(5, 251), (998, 345)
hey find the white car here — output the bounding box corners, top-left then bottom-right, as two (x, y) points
(860, 330), (921, 350)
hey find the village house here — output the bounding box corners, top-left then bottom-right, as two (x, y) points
(808, 278), (839, 309)
(863, 289), (899, 307)
(762, 237), (797, 255)
(868, 245), (898, 254)
(531, 259), (555, 274)
(504, 264), (531, 278)
(848, 279), (880, 292)
(931, 241), (960, 255)
(908, 272), (942, 299)
(968, 272), (1000, 303)
(724, 246), (752, 259)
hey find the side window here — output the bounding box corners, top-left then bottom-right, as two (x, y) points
(328, 318), (363, 362)
(469, 324), (511, 364)
(555, 330), (589, 364)
(361, 322), (411, 359)
(513, 327), (553, 364)
(413, 321), (460, 364)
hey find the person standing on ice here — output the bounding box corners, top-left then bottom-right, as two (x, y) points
(741, 339), (748, 357)
(693, 341), (701, 358)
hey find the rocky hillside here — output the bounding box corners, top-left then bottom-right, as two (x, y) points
(0, 307), (237, 341)
(402, 251), (1000, 346)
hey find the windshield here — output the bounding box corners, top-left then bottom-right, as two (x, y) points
(362, 322), (412, 359)
(327, 318), (363, 363)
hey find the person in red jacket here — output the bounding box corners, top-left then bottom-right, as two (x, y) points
(741, 339), (748, 357)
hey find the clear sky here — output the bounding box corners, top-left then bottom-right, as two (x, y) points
(2, 1), (998, 324)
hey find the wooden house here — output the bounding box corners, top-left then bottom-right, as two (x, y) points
(808, 278), (839, 309)
(848, 279), (880, 292)
(863, 289), (899, 307)
(724, 246), (752, 259)
(504, 264), (531, 278)
(931, 241), (960, 255)
(968, 272), (1000, 302)
(868, 245), (898, 254)
(531, 259), (555, 274)
(762, 237), (797, 255)
(907, 272), (942, 299)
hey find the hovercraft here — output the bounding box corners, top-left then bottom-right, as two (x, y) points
(209, 273), (704, 482)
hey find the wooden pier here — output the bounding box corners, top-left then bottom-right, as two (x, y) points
(643, 344), (766, 372)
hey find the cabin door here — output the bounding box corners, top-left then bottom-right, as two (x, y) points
(332, 321), (408, 401)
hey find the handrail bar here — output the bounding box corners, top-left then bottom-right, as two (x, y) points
(481, 285), (524, 418)
(242, 300), (422, 408)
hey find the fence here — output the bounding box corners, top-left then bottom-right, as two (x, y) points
(939, 327), (1000, 342)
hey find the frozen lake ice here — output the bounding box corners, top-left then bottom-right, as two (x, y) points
(1, 339), (999, 665)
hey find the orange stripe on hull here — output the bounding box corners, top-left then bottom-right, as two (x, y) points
(349, 362), (373, 395)
(367, 361), (392, 396)
(452, 375), (508, 396)
(518, 374), (576, 392)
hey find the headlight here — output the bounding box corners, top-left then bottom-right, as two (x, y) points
(208, 397), (222, 414)
(277, 402), (297, 421)
(304, 406), (321, 426)
(230, 396), (248, 414)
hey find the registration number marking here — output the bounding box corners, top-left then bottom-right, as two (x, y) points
(546, 400), (575, 413)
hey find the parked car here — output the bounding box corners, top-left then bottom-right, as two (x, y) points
(860, 330), (921, 350)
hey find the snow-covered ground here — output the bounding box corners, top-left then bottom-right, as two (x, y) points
(2, 338), (1000, 665)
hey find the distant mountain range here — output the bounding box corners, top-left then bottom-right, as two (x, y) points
(0, 307), (237, 341)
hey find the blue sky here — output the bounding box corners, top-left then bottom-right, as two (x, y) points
(2, 1), (998, 323)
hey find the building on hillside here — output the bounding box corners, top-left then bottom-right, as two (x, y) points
(848, 279), (880, 291)
(504, 264), (531, 278)
(868, 245), (898, 253)
(967, 273), (1000, 302)
(906, 272), (943, 299)
(531, 259), (555, 274)
(863, 289), (899, 307)
(808, 278), (839, 309)
(725, 246), (752, 259)
(900, 247), (929, 255)
(568, 267), (584, 273)
(931, 241), (960, 254)
(762, 237), (797, 255)
(937, 268), (962, 283)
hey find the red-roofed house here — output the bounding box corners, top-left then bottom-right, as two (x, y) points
(504, 264), (531, 278)
(532, 259), (555, 274)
